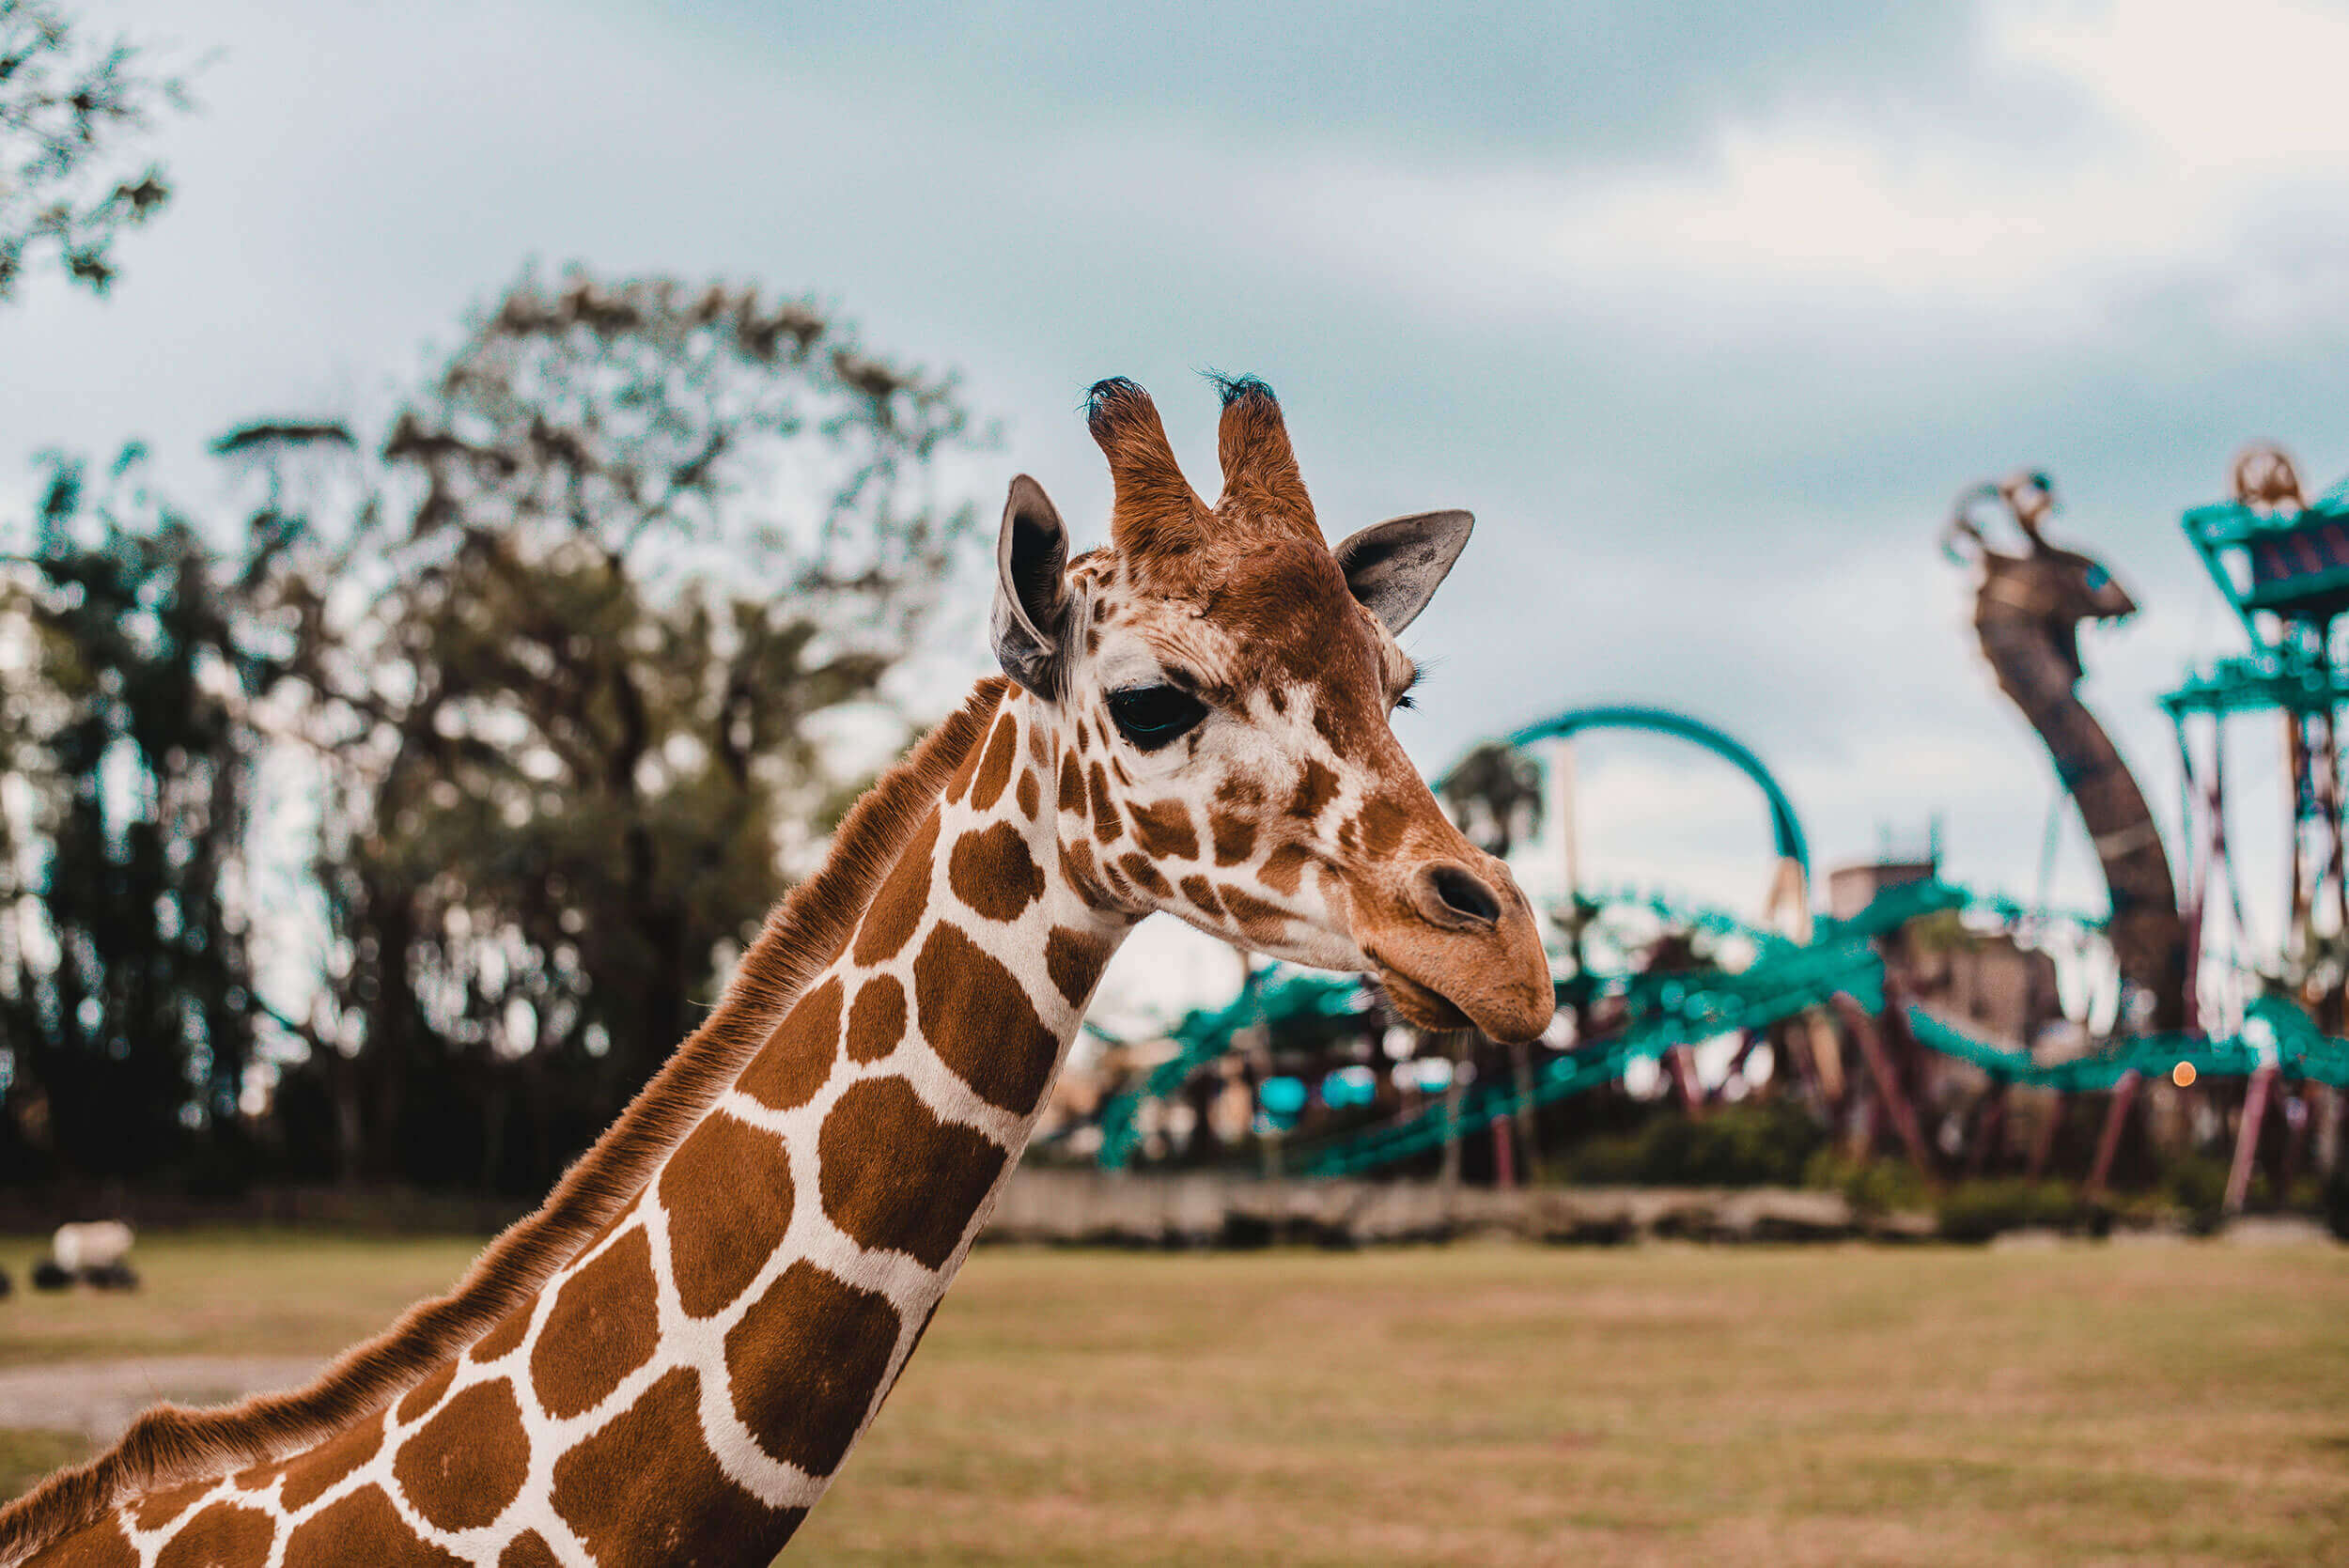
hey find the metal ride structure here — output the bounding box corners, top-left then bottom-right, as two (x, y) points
(2160, 442), (2349, 1207)
(1080, 453), (2349, 1203)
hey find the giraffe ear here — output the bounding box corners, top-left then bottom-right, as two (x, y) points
(992, 474), (1072, 696)
(1331, 509), (1473, 635)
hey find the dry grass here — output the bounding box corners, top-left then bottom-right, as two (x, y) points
(4, 1232), (2346, 1564)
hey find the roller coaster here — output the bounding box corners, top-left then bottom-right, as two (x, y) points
(1075, 445), (2349, 1208)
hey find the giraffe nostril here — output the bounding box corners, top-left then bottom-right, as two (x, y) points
(1421, 863), (1501, 927)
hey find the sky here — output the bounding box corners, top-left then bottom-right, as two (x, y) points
(8, 0), (2349, 1028)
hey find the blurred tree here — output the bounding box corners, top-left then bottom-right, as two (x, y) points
(0, 450), (292, 1183)
(0, 0), (189, 302)
(1439, 739), (1543, 858)
(243, 269), (987, 1190)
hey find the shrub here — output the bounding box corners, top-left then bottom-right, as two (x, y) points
(1558, 1100), (1827, 1188)
(1803, 1150), (1931, 1217)
(1936, 1179), (2083, 1243)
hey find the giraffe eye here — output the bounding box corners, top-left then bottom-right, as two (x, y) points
(1106, 684), (1207, 751)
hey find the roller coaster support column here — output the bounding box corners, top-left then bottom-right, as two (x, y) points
(2225, 1062), (2280, 1214)
(1831, 993), (1938, 1183)
(2084, 1070), (2140, 1203)
(1667, 1045), (1704, 1116)
(2027, 1090), (2061, 1180)
(1489, 1114), (1517, 1190)
(1966, 1082), (2010, 1179)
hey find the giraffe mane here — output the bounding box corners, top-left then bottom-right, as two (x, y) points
(0, 676), (1012, 1568)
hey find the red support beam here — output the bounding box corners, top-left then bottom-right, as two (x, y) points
(1966, 1081), (2010, 1179)
(2225, 1062), (2280, 1215)
(1831, 993), (1938, 1185)
(2084, 1070), (2140, 1203)
(2026, 1089), (2062, 1181)
(1666, 1044), (1705, 1118)
(1489, 1114), (1517, 1191)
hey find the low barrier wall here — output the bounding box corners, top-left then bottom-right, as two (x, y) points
(985, 1169), (1875, 1248)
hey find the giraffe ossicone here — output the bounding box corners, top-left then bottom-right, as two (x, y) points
(3, 375), (1551, 1568)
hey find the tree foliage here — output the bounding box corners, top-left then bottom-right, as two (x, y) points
(0, 451), (291, 1182)
(0, 0), (187, 302)
(1439, 739), (1543, 859)
(2, 267), (988, 1193)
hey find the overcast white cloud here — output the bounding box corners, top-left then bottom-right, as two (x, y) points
(7, 0), (2348, 1023)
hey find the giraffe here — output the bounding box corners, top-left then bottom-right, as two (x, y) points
(2, 375), (1553, 1568)
(1944, 470), (2187, 1030)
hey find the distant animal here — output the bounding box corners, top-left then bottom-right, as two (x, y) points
(52, 1221), (135, 1281)
(0, 1265), (12, 1299)
(30, 1261), (72, 1292)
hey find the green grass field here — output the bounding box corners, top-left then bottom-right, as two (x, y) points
(4, 1232), (2346, 1565)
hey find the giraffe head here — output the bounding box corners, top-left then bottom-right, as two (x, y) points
(990, 376), (1552, 1043)
(1945, 468), (2136, 683)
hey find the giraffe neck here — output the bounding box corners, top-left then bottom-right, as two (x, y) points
(62, 684), (1134, 1568)
(497, 684), (1129, 1564)
(519, 685), (1130, 1562)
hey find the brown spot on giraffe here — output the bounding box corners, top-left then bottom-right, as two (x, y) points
(278, 1416), (383, 1512)
(1356, 794), (1410, 858)
(152, 1503), (272, 1568)
(1016, 768), (1039, 819)
(128, 1482), (209, 1534)
(1289, 759), (1341, 823)
(1259, 843), (1315, 897)
(393, 1378), (530, 1530)
(941, 737), (980, 808)
(1045, 925), (1112, 1007)
(532, 1227), (660, 1420)
(469, 1291), (536, 1366)
(726, 1261), (902, 1476)
(1221, 887), (1296, 945)
(1086, 761), (1122, 843)
(1179, 875), (1226, 920)
(1128, 799), (1199, 860)
(850, 810), (941, 966)
(23, 1513), (136, 1568)
(1060, 840), (1112, 906)
(970, 713), (1019, 811)
(913, 924), (1063, 1113)
(283, 1486), (466, 1568)
(1210, 811), (1257, 867)
(1057, 753), (1083, 813)
(396, 1363), (455, 1425)
(938, 685), (1001, 809)
(738, 974), (845, 1112)
(552, 1368), (802, 1568)
(497, 1533), (564, 1568)
(661, 1112), (793, 1319)
(1117, 852), (1172, 900)
(846, 975), (907, 1063)
(1218, 774), (1267, 810)
(818, 1079), (1006, 1267)
(946, 824), (1044, 922)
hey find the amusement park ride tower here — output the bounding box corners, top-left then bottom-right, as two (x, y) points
(2159, 445), (2349, 1199)
(2164, 443), (2349, 1027)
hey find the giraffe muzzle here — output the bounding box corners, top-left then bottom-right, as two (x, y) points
(1362, 853), (1553, 1043)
